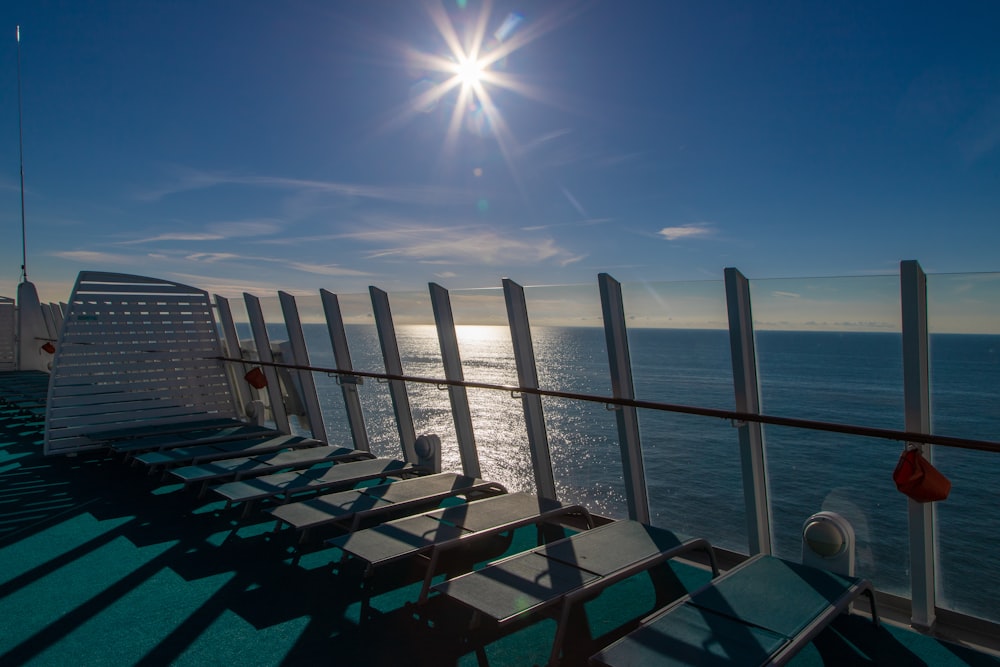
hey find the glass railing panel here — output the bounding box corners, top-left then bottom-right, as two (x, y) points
(641, 409), (748, 552)
(749, 275), (908, 598)
(927, 271), (1000, 623)
(448, 286), (532, 493)
(375, 289), (461, 469)
(329, 291), (413, 460)
(621, 280), (734, 409)
(280, 292), (350, 442)
(619, 279), (747, 550)
(518, 283), (626, 515)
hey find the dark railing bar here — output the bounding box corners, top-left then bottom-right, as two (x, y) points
(216, 356), (1000, 455)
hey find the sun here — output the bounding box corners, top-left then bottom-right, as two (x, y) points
(453, 56), (484, 86)
(382, 2), (581, 190)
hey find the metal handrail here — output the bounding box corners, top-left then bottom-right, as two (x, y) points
(217, 355), (1000, 455)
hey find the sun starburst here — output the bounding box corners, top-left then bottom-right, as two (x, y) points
(378, 1), (586, 198)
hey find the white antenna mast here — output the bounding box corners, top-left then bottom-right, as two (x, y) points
(16, 25), (27, 281)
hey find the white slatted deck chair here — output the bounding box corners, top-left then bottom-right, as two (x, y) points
(44, 272), (263, 455)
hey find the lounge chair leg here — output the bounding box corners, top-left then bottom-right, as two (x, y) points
(866, 588), (880, 627)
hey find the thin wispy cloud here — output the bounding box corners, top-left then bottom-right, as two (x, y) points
(180, 251), (369, 277)
(558, 254), (587, 267)
(285, 261), (371, 277)
(208, 220), (284, 237)
(50, 250), (138, 264)
(185, 252), (240, 263)
(658, 223), (715, 241)
(771, 290), (801, 298)
(521, 217), (611, 231)
(138, 168), (471, 207)
(119, 232), (225, 245)
(360, 223), (577, 266)
(117, 220), (284, 246)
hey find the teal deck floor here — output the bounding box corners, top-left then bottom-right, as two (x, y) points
(1, 396), (998, 666)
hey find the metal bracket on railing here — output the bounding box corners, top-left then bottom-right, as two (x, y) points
(510, 391), (521, 399)
(731, 419), (747, 428)
(435, 383), (448, 391)
(331, 374), (362, 386)
(605, 403), (620, 411)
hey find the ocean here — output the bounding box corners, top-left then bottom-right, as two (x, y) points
(255, 323), (999, 623)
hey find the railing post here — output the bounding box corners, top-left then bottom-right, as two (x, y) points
(724, 267), (773, 555)
(243, 293), (291, 433)
(598, 273), (650, 523)
(429, 283), (481, 478)
(320, 289), (370, 452)
(214, 295), (249, 414)
(502, 278), (557, 501)
(900, 259), (937, 630)
(278, 291), (328, 442)
(370, 286), (418, 463)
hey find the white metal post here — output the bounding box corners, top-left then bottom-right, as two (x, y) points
(502, 279), (557, 501)
(243, 293), (291, 433)
(278, 292), (328, 442)
(320, 289), (370, 452)
(724, 267), (773, 555)
(370, 286), (418, 463)
(598, 273), (650, 523)
(900, 259), (937, 629)
(214, 295), (248, 416)
(429, 283), (481, 478)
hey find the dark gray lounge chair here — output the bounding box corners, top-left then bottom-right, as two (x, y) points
(168, 445), (373, 495)
(211, 457), (417, 515)
(433, 520), (717, 666)
(589, 554), (879, 667)
(107, 422), (277, 455)
(132, 434), (322, 472)
(268, 472), (507, 541)
(329, 492), (594, 609)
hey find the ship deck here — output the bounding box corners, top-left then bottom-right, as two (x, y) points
(2, 389), (999, 666)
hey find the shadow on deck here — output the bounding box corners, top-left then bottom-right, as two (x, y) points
(1, 401), (998, 667)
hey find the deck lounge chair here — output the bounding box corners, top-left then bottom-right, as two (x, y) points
(329, 492), (594, 609)
(211, 457), (418, 516)
(43, 272), (269, 456)
(589, 554), (879, 667)
(268, 472), (507, 542)
(168, 445), (373, 495)
(106, 421), (277, 456)
(432, 520), (717, 666)
(132, 434), (322, 472)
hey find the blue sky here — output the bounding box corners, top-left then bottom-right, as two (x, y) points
(2, 1), (999, 303)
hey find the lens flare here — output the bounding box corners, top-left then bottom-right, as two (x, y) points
(454, 56), (483, 85)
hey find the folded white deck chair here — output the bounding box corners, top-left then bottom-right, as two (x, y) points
(44, 272), (261, 456)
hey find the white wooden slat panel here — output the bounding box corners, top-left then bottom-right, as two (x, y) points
(50, 353), (227, 373)
(47, 378), (235, 401)
(45, 272), (242, 455)
(46, 390), (235, 415)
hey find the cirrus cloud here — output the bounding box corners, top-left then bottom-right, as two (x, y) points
(658, 223), (715, 241)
